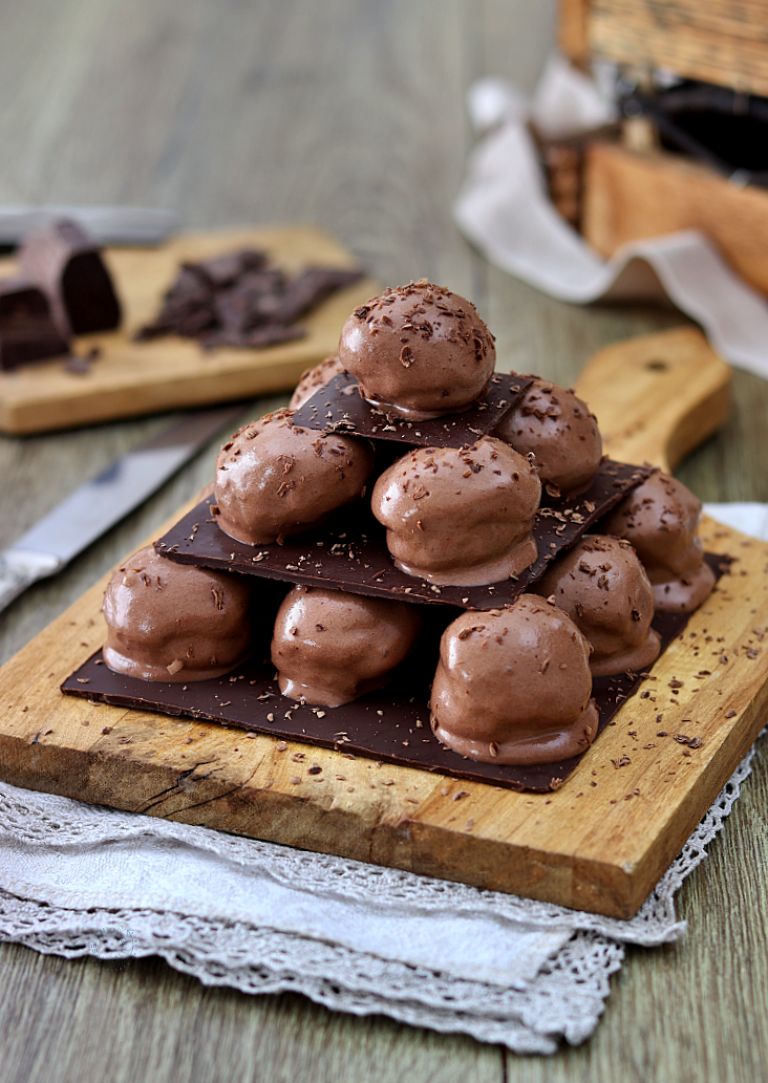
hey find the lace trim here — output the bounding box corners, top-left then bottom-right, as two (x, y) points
(0, 737), (759, 1053)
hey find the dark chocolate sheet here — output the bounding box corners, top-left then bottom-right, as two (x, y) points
(154, 460), (650, 611)
(62, 558), (725, 793)
(290, 371), (532, 448)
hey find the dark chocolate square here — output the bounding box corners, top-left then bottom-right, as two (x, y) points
(61, 557), (725, 793)
(154, 460), (650, 611)
(290, 371), (533, 448)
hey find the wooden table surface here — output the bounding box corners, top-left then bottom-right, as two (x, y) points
(1, 1), (768, 1079)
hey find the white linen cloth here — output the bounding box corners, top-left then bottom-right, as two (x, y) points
(0, 500), (762, 1055)
(454, 58), (768, 381)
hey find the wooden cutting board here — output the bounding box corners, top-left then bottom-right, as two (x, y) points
(0, 225), (377, 435)
(0, 326), (756, 920)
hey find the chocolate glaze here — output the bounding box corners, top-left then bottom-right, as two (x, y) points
(536, 535), (661, 677)
(493, 377), (602, 499)
(371, 437), (541, 586)
(289, 355), (346, 410)
(156, 460), (650, 610)
(601, 470), (716, 613)
(272, 585), (423, 706)
(18, 219), (121, 336)
(63, 555), (727, 792)
(338, 280), (496, 419)
(102, 546), (253, 682)
(213, 408), (375, 545)
(430, 596), (598, 765)
(290, 370), (530, 449)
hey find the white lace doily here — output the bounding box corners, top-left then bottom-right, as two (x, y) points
(0, 737), (758, 1055)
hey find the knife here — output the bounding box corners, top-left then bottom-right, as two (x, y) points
(0, 404), (245, 614)
(0, 206), (178, 247)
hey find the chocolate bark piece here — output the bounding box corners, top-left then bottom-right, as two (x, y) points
(135, 253), (364, 351)
(0, 277), (69, 369)
(291, 371), (532, 448)
(154, 460), (651, 611)
(213, 271), (286, 335)
(183, 248), (267, 289)
(201, 324), (306, 351)
(251, 266), (365, 325)
(61, 554), (725, 793)
(18, 220), (121, 336)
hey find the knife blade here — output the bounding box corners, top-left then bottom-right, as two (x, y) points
(0, 206), (178, 247)
(0, 404), (245, 613)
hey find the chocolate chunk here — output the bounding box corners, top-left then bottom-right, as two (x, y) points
(18, 219), (121, 335)
(202, 324), (305, 351)
(61, 554), (724, 794)
(0, 278), (69, 369)
(135, 251), (365, 352)
(154, 460), (651, 610)
(252, 266), (365, 325)
(291, 371), (534, 448)
(183, 248), (267, 289)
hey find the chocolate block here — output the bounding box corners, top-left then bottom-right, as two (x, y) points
(61, 555), (726, 793)
(291, 371), (533, 448)
(18, 219), (121, 335)
(0, 277), (69, 369)
(154, 460), (651, 610)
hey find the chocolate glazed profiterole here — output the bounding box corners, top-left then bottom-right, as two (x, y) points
(103, 546), (253, 682)
(271, 585), (423, 707)
(338, 280), (496, 419)
(213, 408), (374, 545)
(536, 535), (661, 677)
(493, 377), (603, 499)
(430, 596), (599, 765)
(601, 469), (715, 613)
(289, 355), (346, 410)
(371, 436), (541, 586)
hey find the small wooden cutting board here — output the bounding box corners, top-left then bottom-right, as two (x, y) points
(0, 225), (377, 435)
(0, 325), (757, 920)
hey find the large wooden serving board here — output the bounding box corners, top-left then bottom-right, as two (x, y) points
(0, 326), (754, 919)
(0, 225), (377, 435)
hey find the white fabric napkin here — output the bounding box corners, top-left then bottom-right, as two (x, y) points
(0, 501), (763, 1055)
(455, 58), (768, 380)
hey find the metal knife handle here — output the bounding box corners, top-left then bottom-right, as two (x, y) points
(0, 205), (178, 247)
(0, 550), (62, 615)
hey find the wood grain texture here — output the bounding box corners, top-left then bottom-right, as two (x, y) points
(582, 141), (768, 297)
(2, 0), (768, 1077)
(0, 329), (744, 920)
(588, 0), (768, 97)
(558, 0), (591, 65)
(0, 226), (376, 434)
(576, 326), (731, 471)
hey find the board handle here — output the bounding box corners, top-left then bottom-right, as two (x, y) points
(574, 327), (731, 472)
